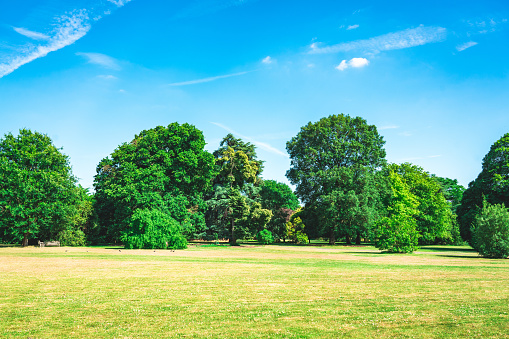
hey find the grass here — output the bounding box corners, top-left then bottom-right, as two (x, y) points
(1, 244), (508, 338)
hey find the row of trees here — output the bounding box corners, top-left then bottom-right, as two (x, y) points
(1, 115), (507, 257)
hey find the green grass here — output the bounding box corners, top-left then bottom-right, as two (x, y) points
(1, 244), (508, 338)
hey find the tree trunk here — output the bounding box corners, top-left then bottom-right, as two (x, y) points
(345, 234), (352, 245)
(355, 232), (361, 245)
(329, 229), (336, 245)
(229, 219), (237, 245)
(22, 232), (29, 247)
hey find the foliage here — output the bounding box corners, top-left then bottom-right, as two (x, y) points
(389, 163), (453, 245)
(286, 216), (308, 244)
(121, 209), (187, 249)
(286, 114), (386, 244)
(256, 229), (274, 244)
(375, 171), (420, 253)
(457, 133), (509, 243)
(0, 129), (81, 246)
(471, 201), (509, 258)
(259, 180), (299, 241)
(433, 176), (466, 214)
(93, 123), (215, 243)
(57, 229), (87, 247)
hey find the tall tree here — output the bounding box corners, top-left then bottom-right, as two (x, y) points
(457, 133), (509, 243)
(286, 114), (387, 244)
(93, 123), (215, 244)
(432, 176), (466, 214)
(0, 129), (80, 246)
(389, 163), (453, 244)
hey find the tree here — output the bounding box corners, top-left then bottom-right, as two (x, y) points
(93, 123), (215, 244)
(457, 133), (509, 244)
(472, 201), (509, 258)
(389, 163), (453, 245)
(286, 114), (387, 244)
(432, 176), (466, 214)
(206, 134), (272, 245)
(259, 180), (300, 241)
(0, 129), (81, 246)
(375, 170), (420, 253)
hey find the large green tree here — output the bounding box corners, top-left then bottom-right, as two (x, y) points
(93, 123), (215, 244)
(457, 133), (509, 243)
(0, 129), (81, 246)
(389, 163), (453, 244)
(286, 114), (387, 244)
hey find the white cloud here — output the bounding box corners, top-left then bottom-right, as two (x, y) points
(0, 10), (91, 78)
(12, 27), (50, 41)
(456, 41), (478, 52)
(311, 25), (447, 54)
(169, 70), (252, 86)
(336, 57), (369, 71)
(77, 52), (120, 70)
(107, 0), (132, 7)
(211, 122), (287, 157)
(262, 56), (273, 64)
(97, 74), (117, 80)
(347, 24), (359, 30)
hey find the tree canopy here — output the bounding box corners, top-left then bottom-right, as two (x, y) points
(93, 123), (215, 244)
(0, 129), (82, 246)
(286, 114), (386, 244)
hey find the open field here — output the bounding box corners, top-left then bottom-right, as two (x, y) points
(1, 244), (508, 338)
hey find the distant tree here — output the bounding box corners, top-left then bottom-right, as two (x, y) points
(375, 170), (420, 253)
(256, 229), (274, 245)
(259, 180), (299, 241)
(206, 135), (271, 245)
(457, 133), (509, 244)
(0, 129), (81, 246)
(286, 114), (386, 244)
(389, 163), (453, 245)
(432, 176), (466, 214)
(471, 201), (509, 258)
(286, 215), (308, 244)
(93, 123), (215, 244)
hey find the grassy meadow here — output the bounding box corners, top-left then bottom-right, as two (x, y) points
(1, 244), (508, 338)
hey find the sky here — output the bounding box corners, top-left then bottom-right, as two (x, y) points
(1, 0), (508, 191)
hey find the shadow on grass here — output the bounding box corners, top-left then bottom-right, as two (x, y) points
(436, 254), (482, 259)
(421, 246), (476, 253)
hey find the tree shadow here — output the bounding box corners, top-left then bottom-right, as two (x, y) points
(421, 246), (476, 252)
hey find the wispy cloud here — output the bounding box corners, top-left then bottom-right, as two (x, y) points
(310, 25), (447, 54)
(262, 56), (273, 64)
(97, 74), (118, 80)
(0, 1), (133, 79)
(347, 24), (359, 30)
(107, 0), (132, 7)
(169, 70), (252, 86)
(336, 57), (369, 71)
(211, 122), (287, 157)
(1, 10), (91, 78)
(76, 52), (120, 70)
(456, 41), (478, 52)
(12, 27), (50, 41)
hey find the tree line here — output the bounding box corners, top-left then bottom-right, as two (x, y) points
(1, 114), (508, 257)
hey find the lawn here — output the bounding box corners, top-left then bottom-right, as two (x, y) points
(1, 244), (508, 338)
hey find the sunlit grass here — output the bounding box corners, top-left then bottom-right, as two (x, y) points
(1, 244), (508, 338)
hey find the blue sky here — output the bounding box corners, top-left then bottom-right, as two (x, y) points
(1, 0), (508, 190)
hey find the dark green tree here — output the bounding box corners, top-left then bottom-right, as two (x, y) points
(432, 176), (466, 214)
(0, 129), (81, 246)
(457, 133), (509, 244)
(93, 123), (215, 244)
(286, 114), (387, 244)
(259, 180), (300, 241)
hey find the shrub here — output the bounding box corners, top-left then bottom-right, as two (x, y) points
(286, 217), (308, 244)
(121, 209), (187, 249)
(256, 229), (274, 244)
(472, 202), (509, 258)
(57, 229), (87, 246)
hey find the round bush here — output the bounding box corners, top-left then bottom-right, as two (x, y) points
(472, 202), (509, 258)
(256, 229), (274, 245)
